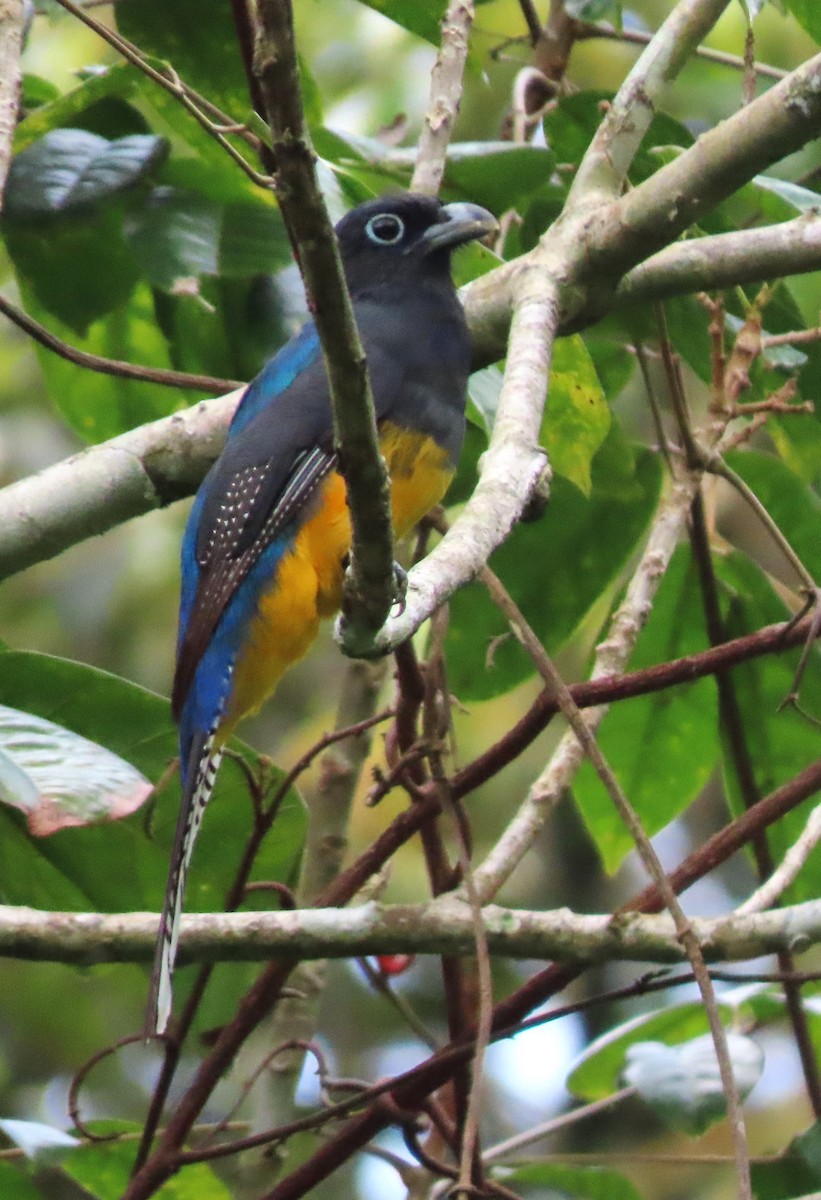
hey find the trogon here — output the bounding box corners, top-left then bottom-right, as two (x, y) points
(149, 192), (497, 1034)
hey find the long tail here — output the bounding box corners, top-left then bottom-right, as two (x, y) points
(147, 730), (223, 1035)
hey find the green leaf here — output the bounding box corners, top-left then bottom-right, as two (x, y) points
(502, 1162), (641, 1200)
(574, 546), (720, 873)
(583, 323), (636, 403)
(568, 1000), (738, 1100)
(725, 449), (821, 580)
(357, 0), (449, 46)
(0, 1161), (44, 1200)
(543, 93), (693, 181)
(4, 129), (166, 218)
(752, 1120), (821, 1198)
(445, 428), (662, 700)
(8, 279), (182, 441)
(20, 74), (61, 113)
(4, 206), (142, 335)
(0, 650), (305, 924)
(564, 0), (623, 18)
(713, 550), (821, 904)
(115, 0), (252, 122)
(439, 143), (554, 213)
(783, 0), (821, 42)
(751, 173), (821, 214)
(64, 1132), (232, 1200)
(14, 63), (141, 152)
(124, 188), (290, 288)
(542, 333), (611, 495)
(0, 704), (151, 836)
(467, 337), (610, 495)
(622, 1032), (763, 1136)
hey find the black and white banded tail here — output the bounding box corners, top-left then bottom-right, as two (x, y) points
(147, 732), (222, 1035)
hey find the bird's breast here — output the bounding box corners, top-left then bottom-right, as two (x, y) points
(219, 424), (452, 734)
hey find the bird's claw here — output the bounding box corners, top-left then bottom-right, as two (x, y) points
(392, 561), (408, 615)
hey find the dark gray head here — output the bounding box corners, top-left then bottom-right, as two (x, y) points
(335, 193), (497, 295)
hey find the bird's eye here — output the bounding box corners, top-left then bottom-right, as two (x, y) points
(365, 213), (405, 245)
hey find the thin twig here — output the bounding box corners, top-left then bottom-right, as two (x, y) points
(50, 0), (273, 187)
(738, 800), (821, 914)
(0, 295), (243, 393)
(576, 20), (787, 82)
(483, 1087), (635, 1163)
(476, 565), (753, 1197)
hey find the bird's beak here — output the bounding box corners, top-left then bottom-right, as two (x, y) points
(417, 202), (499, 254)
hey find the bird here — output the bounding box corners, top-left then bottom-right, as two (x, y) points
(148, 192), (498, 1035)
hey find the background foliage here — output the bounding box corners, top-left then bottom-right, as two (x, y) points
(2, 0), (821, 1198)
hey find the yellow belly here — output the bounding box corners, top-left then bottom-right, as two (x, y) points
(218, 424), (452, 737)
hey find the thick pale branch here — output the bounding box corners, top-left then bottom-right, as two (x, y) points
(2, 199), (821, 585)
(605, 51), (821, 274)
(569, 0), (731, 200)
(344, 268), (556, 655)
(0, 390), (241, 579)
(2, 897), (821, 966)
(411, 0), (473, 196)
(618, 213), (821, 304)
(0, 0), (24, 212)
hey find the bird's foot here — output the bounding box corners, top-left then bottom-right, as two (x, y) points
(391, 561), (408, 615)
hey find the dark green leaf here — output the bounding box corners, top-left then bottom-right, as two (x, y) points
(4, 129), (166, 218)
(14, 63), (141, 152)
(713, 550), (821, 904)
(116, 0), (251, 122)
(726, 449), (821, 580)
(20, 74), (60, 113)
(7, 277), (182, 441)
(4, 204), (141, 336)
(124, 187), (222, 285)
(125, 187), (291, 290)
(783, 0), (821, 42)
(357, 0), (448, 46)
(543, 93), (693, 180)
(574, 546), (719, 873)
(439, 143), (554, 213)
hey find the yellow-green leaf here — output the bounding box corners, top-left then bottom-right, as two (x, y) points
(542, 334), (610, 495)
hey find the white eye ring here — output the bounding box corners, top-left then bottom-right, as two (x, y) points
(364, 213), (405, 245)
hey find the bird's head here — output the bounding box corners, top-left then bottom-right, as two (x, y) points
(335, 193), (498, 294)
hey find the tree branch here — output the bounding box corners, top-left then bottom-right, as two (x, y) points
(0, 0), (24, 214)
(4, 894), (821, 967)
(0, 389), (242, 580)
(568, 0), (731, 201)
(410, 0), (474, 196)
(0, 295), (243, 393)
(253, 0), (396, 640)
(618, 213), (821, 305)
